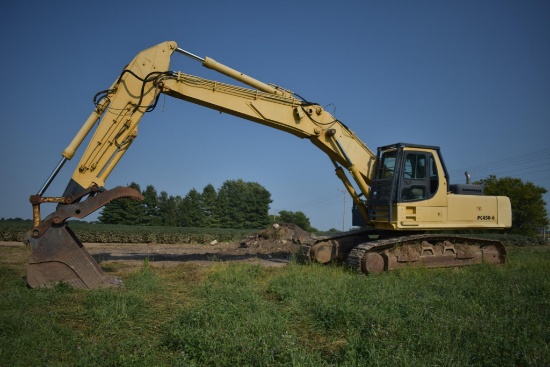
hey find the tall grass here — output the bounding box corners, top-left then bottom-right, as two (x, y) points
(1, 246), (549, 366)
(162, 247), (550, 366)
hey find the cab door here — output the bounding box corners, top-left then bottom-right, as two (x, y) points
(396, 150), (448, 227)
(398, 152), (433, 202)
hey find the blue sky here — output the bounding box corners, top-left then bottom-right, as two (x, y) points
(1, 1), (549, 230)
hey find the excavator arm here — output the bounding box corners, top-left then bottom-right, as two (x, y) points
(62, 41), (377, 217)
(26, 41), (378, 288)
(42, 41), (376, 221)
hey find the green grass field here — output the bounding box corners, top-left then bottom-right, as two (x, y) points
(1, 244), (549, 366)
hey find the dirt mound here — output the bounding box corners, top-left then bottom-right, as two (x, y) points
(239, 223), (313, 254)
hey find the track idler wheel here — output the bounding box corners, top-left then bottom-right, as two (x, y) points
(361, 252), (385, 274)
(309, 241), (336, 264)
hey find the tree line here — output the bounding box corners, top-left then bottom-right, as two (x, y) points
(99, 179), (275, 229)
(98, 180), (315, 232)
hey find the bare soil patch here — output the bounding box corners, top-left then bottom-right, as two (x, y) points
(1, 223), (311, 269)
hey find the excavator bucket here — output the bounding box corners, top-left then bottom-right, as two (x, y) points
(26, 224), (120, 288)
(25, 186), (143, 289)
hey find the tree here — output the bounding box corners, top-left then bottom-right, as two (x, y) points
(174, 195), (184, 226)
(478, 175), (548, 236)
(201, 184), (219, 228)
(217, 179), (272, 228)
(278, 210), (313, 231)
(180, 189), (203, 227)
(242, 181), (272, 228)
(217, 180), (245, 228)
(142, 185), (161, 226)
(96, 179), (274, 229)
(158, 191), (179, 227)
(99, 182), (145, 224)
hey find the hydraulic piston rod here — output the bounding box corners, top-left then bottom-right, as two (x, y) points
(37, 157), (67, 197)
(175, 47), (286, 96)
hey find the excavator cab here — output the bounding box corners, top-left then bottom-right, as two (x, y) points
(364, 143), (448, 228)
(362, 142), (510, 232)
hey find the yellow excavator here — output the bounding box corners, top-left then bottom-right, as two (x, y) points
(25, 41), (511, 288)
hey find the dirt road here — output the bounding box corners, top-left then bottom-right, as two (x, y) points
(1, 223), (312, 271)
(89, 241), (297, 267)
(0, 240), (297, 269)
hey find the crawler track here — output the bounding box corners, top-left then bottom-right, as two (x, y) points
(303, 232), (507, 275)
(348, 234), (506, 274)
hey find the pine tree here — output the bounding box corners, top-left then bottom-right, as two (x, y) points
(217, 180), (245, 228)
(180, 189), (203, 227)
(243, 182), (272, 228)
(201, 184), (219, 228)
(215, 184), (231, 228)
(158, 191), (178, 227)
(142, 185), (161, 226)
(174, 195), (184, 226)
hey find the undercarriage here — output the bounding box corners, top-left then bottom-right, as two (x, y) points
(302, 230), (506, 274)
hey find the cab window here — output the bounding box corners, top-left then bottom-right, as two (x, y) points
(377, 151), (396, 179)
(401, 153), (427, 201)
(403, 154), (426, 179)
